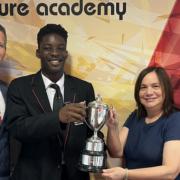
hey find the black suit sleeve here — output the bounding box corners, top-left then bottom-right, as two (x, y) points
(5, 80), (61, 143)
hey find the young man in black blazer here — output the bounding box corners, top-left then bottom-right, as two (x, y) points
(5, 24), (95, 180)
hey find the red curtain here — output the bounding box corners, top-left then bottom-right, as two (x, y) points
(149, 0), (180, 109)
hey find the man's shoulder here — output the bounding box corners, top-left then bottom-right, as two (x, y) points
(66, 74), (92, 85)
(9, 73), (36, 87)
(12, 74), (35, 82)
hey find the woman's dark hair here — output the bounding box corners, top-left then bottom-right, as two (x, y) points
(134, 66), (173, 118)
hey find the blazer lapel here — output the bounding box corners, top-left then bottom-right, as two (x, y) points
(31, 71), (52, 113)
(64, 75), (77, 104)
(0, 81), (7, 101)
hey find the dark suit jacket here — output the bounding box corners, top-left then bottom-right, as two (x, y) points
(5, 71), (95, 180)
(0, 80), (7, 102)
(0, 80), (9, 180)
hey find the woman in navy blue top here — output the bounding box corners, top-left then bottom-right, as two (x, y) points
(102, 67), (180, 179)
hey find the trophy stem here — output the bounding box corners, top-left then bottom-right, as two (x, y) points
(93, 130), (98, 139)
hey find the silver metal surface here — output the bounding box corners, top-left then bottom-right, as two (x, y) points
(86, 95), (109, 131)
(81, 154), (104, 167)
(79, 95), (108, 172)
(85, 139), (104, 152)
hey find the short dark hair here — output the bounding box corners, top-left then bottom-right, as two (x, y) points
(37, 24), (68, 48)
(134, 66), (173, 118)
(0, 24), (7, 47)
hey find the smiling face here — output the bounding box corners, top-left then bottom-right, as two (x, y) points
(139, 71), (165, 113)
(36, 33), (68, 82)
(0, 31), (6, 62)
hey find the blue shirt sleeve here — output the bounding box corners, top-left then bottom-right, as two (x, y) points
(164, 112), (180, 142)
(123, 110), (137, 129)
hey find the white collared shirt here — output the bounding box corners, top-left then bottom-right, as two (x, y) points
(41, 73), (64, 110)
(0, 90), (5, 119)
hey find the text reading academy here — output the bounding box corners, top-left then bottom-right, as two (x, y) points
(0, 1), (127, 20)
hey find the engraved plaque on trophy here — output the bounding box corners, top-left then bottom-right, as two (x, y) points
(79, 95), (109, 172)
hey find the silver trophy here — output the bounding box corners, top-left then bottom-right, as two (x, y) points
(79, 95), (109, 172)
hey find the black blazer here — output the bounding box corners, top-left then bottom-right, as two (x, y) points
(5, 71), (95, 180)
(0, 80), (7, 102)
(0, 80), (9, 179)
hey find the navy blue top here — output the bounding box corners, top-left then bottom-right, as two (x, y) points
(124, 111), (180, 179)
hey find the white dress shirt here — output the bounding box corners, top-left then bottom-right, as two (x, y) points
(41, 73), (64, 110)
(0, 90), (5, 120)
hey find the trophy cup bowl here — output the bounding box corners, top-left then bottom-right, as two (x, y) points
(79, 95), (109, 173)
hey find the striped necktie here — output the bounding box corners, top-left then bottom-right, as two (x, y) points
(50, 84), (63, 111)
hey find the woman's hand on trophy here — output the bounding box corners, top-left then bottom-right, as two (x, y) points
(106, 107), (119, 129)
(102, 167), (127, 180)
(59, 102), (86, 123)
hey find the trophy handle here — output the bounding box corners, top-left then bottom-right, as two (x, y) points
(84, 118), (94, 131)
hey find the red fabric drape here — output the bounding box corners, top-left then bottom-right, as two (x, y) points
(149, 0), (180, 109)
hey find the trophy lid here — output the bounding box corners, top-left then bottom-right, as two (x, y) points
(88, 94), (108, 109)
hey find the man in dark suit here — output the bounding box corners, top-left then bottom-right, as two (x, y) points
(5, 24), (95, 180)
(0, 80), (7, 123)
(0, 24), (9, 180)
(0, 24), (7, 123)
